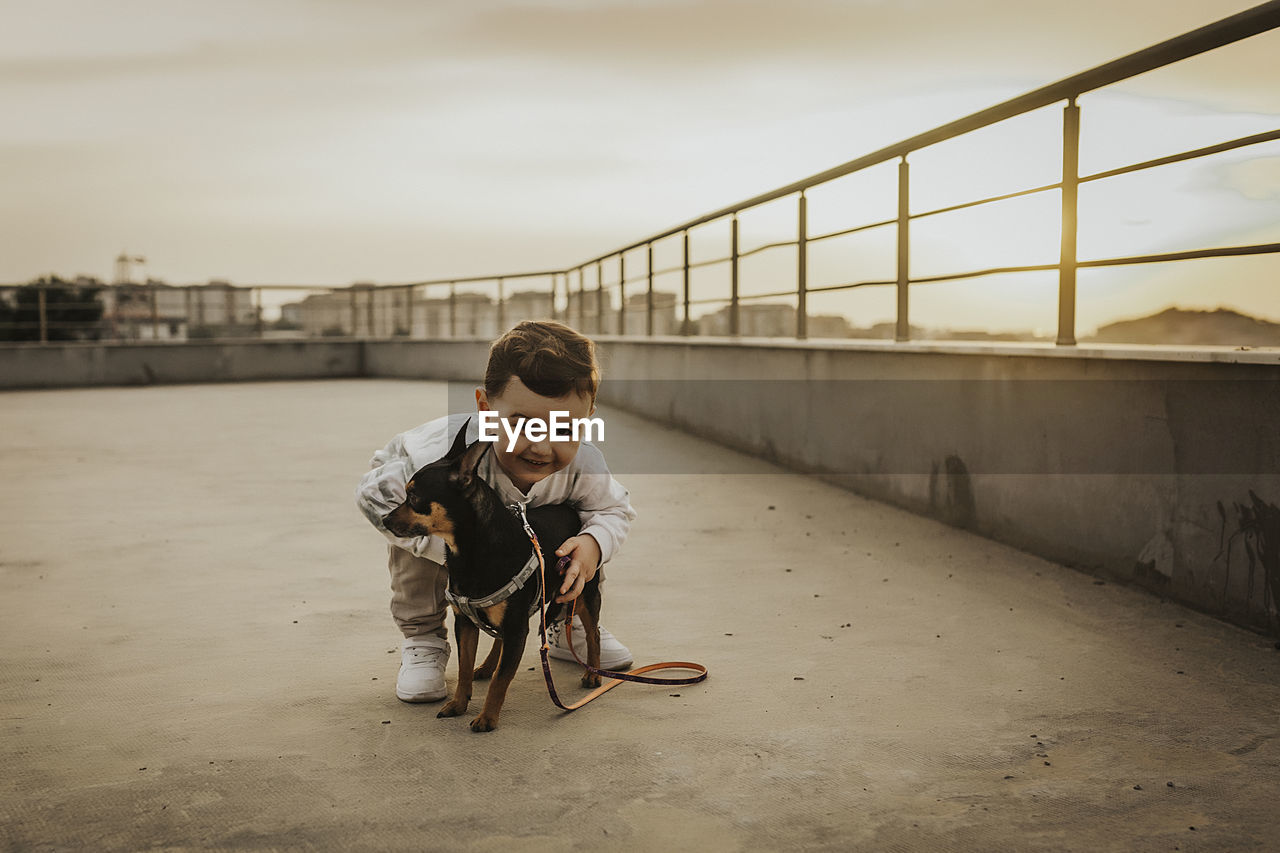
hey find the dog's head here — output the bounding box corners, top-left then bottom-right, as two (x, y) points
(382, 420), (491, 551)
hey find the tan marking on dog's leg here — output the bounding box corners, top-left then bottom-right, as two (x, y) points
(437, 605), (477, 719)
(474, 638), (502, 680)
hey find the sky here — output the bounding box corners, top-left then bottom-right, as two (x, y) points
(2, 0), (1278, 333)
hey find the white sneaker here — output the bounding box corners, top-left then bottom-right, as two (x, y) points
(548, 616), (633, 670)
(397, 635), (449, 702)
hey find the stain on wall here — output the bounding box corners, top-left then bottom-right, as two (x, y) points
(1214, 491), (1280, 632)
(929, 454), (976, 530)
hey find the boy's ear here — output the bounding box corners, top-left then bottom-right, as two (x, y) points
(445, 419), (471, 460)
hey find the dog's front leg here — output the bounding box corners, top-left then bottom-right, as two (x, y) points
(469, 621), (529, 732)
(473, 639), (502, 681)
(437, 606), (478, 719)
(575, 591), (604, 688)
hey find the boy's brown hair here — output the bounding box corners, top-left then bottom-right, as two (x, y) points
(485, 320), (599, 403)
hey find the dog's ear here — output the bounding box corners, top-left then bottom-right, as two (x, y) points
(452, 438), (489, 489)
(445, 418), (472, 461)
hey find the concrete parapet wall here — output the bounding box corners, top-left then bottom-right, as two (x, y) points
(591, 337), (1280, 635)
(359, 338), (491, 383)
(0, 339), (365, 388)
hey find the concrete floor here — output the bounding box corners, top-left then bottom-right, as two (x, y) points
(2, 379), (1279, 852)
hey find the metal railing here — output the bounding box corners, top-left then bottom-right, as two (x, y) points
(550, 0), (1280, 345)
(4, 2), (1277, 347)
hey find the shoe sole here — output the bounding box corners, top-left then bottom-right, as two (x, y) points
(396, 687), (448, 703)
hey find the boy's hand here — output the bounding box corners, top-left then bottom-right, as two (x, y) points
(553, 534), (601, 603)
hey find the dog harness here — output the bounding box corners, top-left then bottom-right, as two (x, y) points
(444, 502), (543, 639)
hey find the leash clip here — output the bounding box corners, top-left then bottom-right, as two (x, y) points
(509, 500), (539, 545)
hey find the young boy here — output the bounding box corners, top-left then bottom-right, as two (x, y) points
(354, 321), (636, 702)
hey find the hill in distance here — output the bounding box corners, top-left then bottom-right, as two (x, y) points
(1086, 307), (1280, 347)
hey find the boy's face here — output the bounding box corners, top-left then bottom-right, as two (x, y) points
(475, 376), (595, 492)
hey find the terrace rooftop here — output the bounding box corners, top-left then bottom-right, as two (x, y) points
(3, 379), (1279, 851)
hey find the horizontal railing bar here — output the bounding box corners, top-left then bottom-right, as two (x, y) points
(1080, 242), (1280, 267)
(408, 270), (563, 287)
(912, 181), (1064, 220)
(829, 243), (1280, 289)
(651, 265), (685, 276)
(737, 289), (802, 301)
(738, 240), (799, 260)
(1081, 128), (1280, 183)
(688, 256), (732, 270)
(910, 263), (1060, 284)
(808, 218), (899, 243)
(571, 1), (1280, 268)
(808, 278), (899, 294)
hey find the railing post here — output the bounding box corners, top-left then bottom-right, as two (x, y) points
(349, 287), (358, 337)
(646, 243), (654, 336)
(184, 286), (192, 340)
(449, 282), (457, 338)
(595, 261), (604, 335)
(550, 274), (558, 322)
(576, 267), (585, 330)
(497, 276), (505, 333)
(404, 284), (414, 337)
(896, 156), (911, 342)
(730, 215), (740, 336)
(150, 282), (159, 340)
(797, 193), (808, 340)
(255, 287), (264, 338)
(37, 283), (48, 344)
(682, 230), (691, 335)
(618, 254), (626, 335)
(1058, 98), (1080, 346)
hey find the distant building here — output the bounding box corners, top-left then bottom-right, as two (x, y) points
(806, 314), (853, 339)
(623, 291), (679, 336)
(502, 289), (555, 330)
(565, 289), (610, 335)
(284, 285), (556, 339)
(186, 282), (257, 336)
(696, 303), (849, 338)
(99, 280), (257, 340)
(279, 302), (303, 328)
(98, 282), (190, 340)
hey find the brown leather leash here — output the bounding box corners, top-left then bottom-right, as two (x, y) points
(515, 506), (708, 711)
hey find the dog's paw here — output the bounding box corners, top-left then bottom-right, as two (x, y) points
(472, 664), (495, 681)
(437, 700), (468, 719)
(581, 669), (602, 689)
(469, 713), (498, 732)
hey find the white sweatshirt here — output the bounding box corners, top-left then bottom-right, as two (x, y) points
(354, 412), (635, 566)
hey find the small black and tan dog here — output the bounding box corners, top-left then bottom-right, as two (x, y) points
(382, 422), (603, 732)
